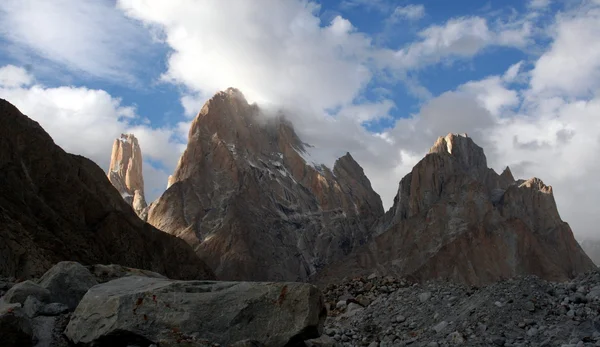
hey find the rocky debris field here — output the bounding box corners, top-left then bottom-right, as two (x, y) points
(0, 262), (325, 347)
(316, 271), (600, 347)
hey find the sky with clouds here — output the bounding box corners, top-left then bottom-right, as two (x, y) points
(1, 0), (599, 240)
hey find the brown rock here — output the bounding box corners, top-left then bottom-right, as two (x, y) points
(107, 134), (147, 219)
(316, 133), (595, 286)
(148, 88), (384, 281)
(0, 98), (215, 281)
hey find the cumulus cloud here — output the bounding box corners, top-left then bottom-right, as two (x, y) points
(0, 0), (155, 82)
(393, 16), (531, 69)
(0, 65), (34, 87)
(530, 1), (600, 97)
(0, 69), (185, 202)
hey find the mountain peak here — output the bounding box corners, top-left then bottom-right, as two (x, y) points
(148, 88), (384, 281)
(107, 133), (147, 219)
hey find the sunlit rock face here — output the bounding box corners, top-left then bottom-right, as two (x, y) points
(107, 133), (147, 219)
(148, 88), (384, 281)
(316, 133), (595, 286)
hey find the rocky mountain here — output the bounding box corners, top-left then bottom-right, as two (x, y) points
(0, 99), (214, 281)
(581, 239), (600, 266)
(147, 88), (384, 281)
(317, 133), (595, 286)
(107, 133), (148, 220)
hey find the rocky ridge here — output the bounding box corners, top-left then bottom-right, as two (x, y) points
(317, 133), (595, 286)
(0, 98), (214, 281)
(148, 88), (384, 282)
(107, 133), (148, 220)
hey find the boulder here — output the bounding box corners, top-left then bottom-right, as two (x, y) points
(88, 264), (166, 284)
(38, 261), (98, 310)
(65, 276), (326, 346)
(2, 281), (50, 305)
(0, 302), (33, 347)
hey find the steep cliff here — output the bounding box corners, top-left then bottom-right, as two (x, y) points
(107, 133), (148, 219)
(148, 88), (384, 281)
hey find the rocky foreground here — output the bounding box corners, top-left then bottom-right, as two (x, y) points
(316, 271), (600, 347)
(4, 261), (600, 346)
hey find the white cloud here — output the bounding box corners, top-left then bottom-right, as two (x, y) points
(529, 0), (552, 9)
(118, 0), (382, 113)
(391, 4), (425, 21)
(0, 66), (184, 202)
(0, 65), (34, 88)
(393, 16), (531, 69)
(502, 61), (524, 82)
(0, 0), (155, 81)
(530, 2), (600, 97)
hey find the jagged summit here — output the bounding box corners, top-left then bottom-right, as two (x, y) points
(107, 133), (147, 219)
(148, 88), (384, 281)
(317, 133), (595, 286)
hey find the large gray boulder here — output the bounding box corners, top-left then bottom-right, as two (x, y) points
(2, 281), (50, 305)
(38, 261), (98, 310)
(65, 276), (326, 346)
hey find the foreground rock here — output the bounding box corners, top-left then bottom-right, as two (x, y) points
(321, 270), (600, 346)
(0, 99), (214, 281)
(148, 88), (383, 281)
(107, 133), (148, 220)
(317, 133), (595, 286)
(65, 276), (327, 346)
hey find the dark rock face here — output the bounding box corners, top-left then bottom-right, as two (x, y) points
(0, 98), (215, 281)
(317, 133), (595, 286)
(148, 88), (383, 281)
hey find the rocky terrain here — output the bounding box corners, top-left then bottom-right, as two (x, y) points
(0, 261), (325, 347)
(107, 133), (148, 220)
(0, 98), (214, 281)
(316, 270), (600, 347)
(316, 133), (595, 286)
(147, 88), (384, 282)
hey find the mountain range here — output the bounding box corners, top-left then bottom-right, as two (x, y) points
(103, 88), (596, 285)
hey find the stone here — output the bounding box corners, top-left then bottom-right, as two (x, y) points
(433, 321), (449, 333)
(38, 303), (69, 316)
(447, 331), (465, 344)
(38, 261), (98, 310)
(147, 88), (384, 282)
(492, 336), (506, 346)
(0, 302), (33, 346)
(107, 134), (148, 220)
(23, 296), (42, 318)
(420, 292), (432, 302)
(525, 301), (535, 312)
(65, 276), (326, 346)
(0, 99), (215, 281)
(31, 316), (58, 347)
(305, 335), (337, 347)
(2, 281), (50, 305)
(88, 264), (167, 283)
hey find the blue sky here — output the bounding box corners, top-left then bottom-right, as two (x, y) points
(1, 0), (600, 239)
